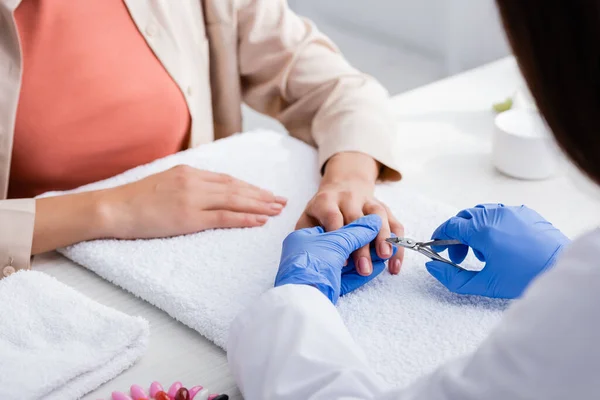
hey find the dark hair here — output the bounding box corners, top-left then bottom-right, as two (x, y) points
(496, 1), (600, 184)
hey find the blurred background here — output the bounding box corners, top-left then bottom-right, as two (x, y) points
(244, 0), (511, 132)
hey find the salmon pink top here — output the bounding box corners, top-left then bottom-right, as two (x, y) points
(9, 0), (191, 198)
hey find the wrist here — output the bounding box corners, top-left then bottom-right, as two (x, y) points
(88, 189), (121, 239)
(32, 190), (118, 254)
(322, 152), (380, 184)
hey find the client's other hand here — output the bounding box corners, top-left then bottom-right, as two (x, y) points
(96, 165), (287, 239)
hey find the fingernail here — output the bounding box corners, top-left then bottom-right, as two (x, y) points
(256, 215), (268, 223)
(379, 241), (392, 257)
(271, 203), (284, 212)
(275, 196), (288, 204)
(394, 259), (402, 273)
(358, 257), (371, 275)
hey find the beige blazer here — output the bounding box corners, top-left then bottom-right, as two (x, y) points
(0, 0), (401, 277)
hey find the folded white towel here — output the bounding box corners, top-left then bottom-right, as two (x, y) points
(0, 271), (149, 400)
(43, 130), (507, 387)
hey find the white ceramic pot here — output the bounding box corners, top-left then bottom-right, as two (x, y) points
(493, 109), (559, 180)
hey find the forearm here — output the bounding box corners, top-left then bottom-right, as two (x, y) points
(322, 152), (380, 184)
(32, 191), (111, 254)
(236, 0), (401, 181)
(229, 264), (597, 400)
(228, 284), (390, 399)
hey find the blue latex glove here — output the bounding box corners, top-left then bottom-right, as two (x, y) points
(275, 214), (395, 304)
(426, 204), (570, 299)
(340, 240), (397, 298)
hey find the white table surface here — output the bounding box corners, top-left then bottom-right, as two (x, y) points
(34, 56), (600, 400)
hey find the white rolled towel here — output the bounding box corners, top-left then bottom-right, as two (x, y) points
(0, 271), (149, 400)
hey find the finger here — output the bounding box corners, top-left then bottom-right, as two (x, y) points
(204, 193), (284, 216)
(456, 203), (503, 220)
(425, 261), (477, 295)
(363, 201), (393, 260)
(201, 183), (285, 210)
(340, 259), (386, 297)
(295, 213), (319, 230)
(296, 205), (348, 266)
(430, 235), (469, 261)
(199, 210), (269, 230)
(342, 245), (391, 272)
(201, 171), (287, 204)
(229, 186), (281, 204)
(330, 215), (382, 270)
(200, 170), (254, 188)
(340, 202), (371, 276)
(382, 203), (404, 274)
(353, 245), (372, 276)
(340, 246), (388, 296)
(448, 244), (469, 264)
(231, 184), (287, 205)
(344, 245), (389, 264)
(430, 217), (474, 263)
(431, 216), (474, 247)
(308, 200), (344, 232)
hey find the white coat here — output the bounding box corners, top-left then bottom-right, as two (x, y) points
(228, 229), (600, 399)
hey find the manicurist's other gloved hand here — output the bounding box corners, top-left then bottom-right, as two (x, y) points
(427, 204), (571, 299)
(275, 214), (396, 304)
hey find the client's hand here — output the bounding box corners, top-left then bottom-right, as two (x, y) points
(296, 152), (404, 277)
(427, 204), (570, 299)
(97, 165), (287, 239)
(276, 215), (395, 304)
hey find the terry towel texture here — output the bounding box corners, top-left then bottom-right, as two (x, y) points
(42, 130), (508, 387)
(0, 271), (149, 400)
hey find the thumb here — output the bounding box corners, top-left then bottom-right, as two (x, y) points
(437, 216), (474, 243)
(329, 214), (382, 258)
(426, 261), (477, 294)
